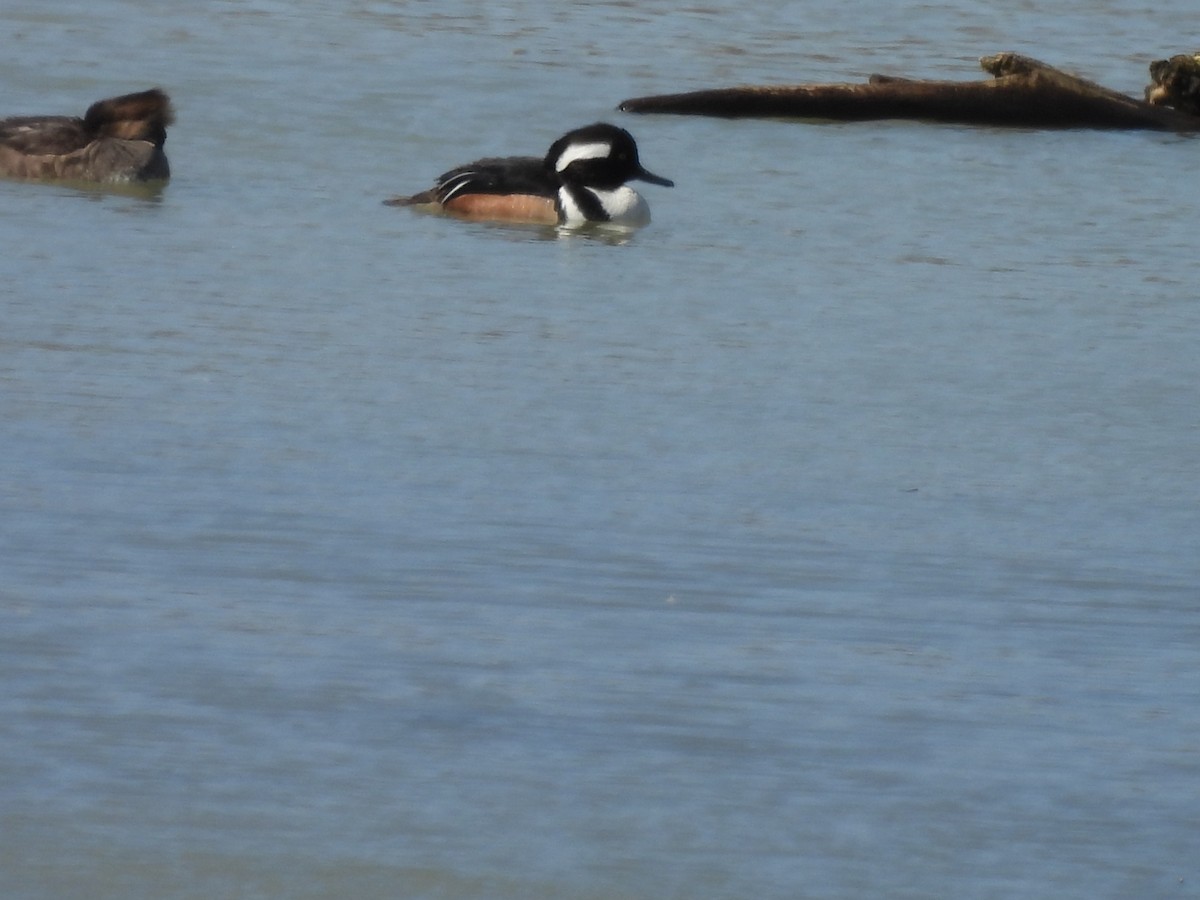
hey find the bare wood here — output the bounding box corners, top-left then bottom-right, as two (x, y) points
(619, 52), (1200, 131)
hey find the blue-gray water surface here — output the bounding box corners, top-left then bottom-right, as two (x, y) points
(2, 1), (1198, 898)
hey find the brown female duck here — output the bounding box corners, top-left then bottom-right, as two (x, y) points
(0, 88), (174, 183)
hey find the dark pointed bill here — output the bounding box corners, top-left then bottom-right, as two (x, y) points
(635, 166), (674, 187)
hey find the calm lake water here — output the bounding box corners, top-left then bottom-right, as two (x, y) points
(2, 1), (1199, 898)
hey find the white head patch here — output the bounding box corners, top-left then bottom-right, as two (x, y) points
(554, 140), (612, 172)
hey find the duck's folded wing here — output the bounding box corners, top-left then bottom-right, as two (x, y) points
(0, 135), (166, 182)
(73, 137), (169, 182)
(0, 117), (90, 155)
(433, 155), (555, 202)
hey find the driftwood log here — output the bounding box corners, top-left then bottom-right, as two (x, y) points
(619, 53), (1200, 131)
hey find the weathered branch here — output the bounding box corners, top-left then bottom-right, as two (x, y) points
(619, 52), (1200, 131)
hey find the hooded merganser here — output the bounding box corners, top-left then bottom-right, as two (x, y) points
(0, 88), (174, 183)
(1146, 53), (1200, 115)
(385, 122), (673, 227)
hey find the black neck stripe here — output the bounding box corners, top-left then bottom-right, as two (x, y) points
(559, 184), (610, 222)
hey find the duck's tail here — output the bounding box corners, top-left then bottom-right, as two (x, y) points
(83, 88), (175, 146)
(383, 191), (436, 207)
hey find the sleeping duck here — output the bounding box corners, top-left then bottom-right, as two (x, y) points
(1145, 53), (1200, 117)
(0, 88), (174, 183)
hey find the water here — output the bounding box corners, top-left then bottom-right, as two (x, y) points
(2, 1), (1199, 898)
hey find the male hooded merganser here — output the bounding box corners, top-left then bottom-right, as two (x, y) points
(0, 88), (174, 183)
(385, 122), (673, 227)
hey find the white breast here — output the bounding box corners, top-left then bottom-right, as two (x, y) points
(558, 185), (651, 228)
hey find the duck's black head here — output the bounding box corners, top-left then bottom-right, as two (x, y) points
(544, 123), (673, 190)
